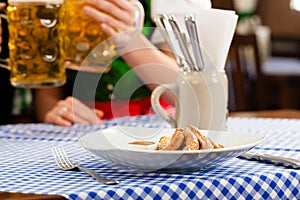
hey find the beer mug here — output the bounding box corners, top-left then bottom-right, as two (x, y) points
(151, 70), (228, 131)
(4, 0), (66, 88)
(62, 0), (143, 73)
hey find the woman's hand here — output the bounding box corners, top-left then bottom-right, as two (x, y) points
(83, 0), (144, 48)
(44, 96), (104, 127)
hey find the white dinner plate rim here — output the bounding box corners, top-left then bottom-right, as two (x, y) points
(78, 126), (266, 171)
(79, 126), (266, 153)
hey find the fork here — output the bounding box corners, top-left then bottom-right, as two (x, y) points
(51, 147), (119, 185)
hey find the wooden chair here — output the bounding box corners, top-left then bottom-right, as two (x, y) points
(227, 33), (264, 111)
(261, 57), (300, 109)
(228, 33), (300, 111)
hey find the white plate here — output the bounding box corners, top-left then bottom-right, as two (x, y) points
(79, 126), (266, 172)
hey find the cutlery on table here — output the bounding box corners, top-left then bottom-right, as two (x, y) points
(51, 147), (119, 185)
(238, 153), (300, 169)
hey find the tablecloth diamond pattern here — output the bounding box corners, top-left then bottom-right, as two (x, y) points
(0, 115), (300, 199)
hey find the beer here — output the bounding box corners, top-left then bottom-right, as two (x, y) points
(7, 0), (66, 88)
(61, 0), (115, 73)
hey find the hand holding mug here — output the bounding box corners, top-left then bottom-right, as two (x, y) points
(83, 0), (144, 51)
(62, 0), (144, 73)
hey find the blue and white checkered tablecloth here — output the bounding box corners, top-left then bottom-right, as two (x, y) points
(0, 115), (300, 200)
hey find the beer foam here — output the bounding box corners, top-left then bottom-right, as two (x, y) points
(8, 0), (64, 4)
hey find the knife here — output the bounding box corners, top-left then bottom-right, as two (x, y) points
(238, 153), (300, 169)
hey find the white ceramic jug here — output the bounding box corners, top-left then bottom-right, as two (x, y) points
(151, 69), (228, 131)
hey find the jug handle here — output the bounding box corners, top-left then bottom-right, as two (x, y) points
(151, 83), (177, 127)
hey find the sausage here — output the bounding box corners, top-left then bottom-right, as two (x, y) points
(161, 128), (185, 150)
(182, 128), (199, 150)
(157, 125), (224, 151)
(185, 125), (213, 150)
(157, 136), (170, 150)
(208, 138), (224, 149)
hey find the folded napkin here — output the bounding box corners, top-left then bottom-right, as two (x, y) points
(151, 0), (238, 71)
(151, 0), (212, 18)
(194, 9), (238, 71)
(150, 0), (211, 44)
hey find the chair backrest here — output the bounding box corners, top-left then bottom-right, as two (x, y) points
(227, 33), (263, 111)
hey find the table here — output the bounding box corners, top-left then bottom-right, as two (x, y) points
(1, 114), (300, 200)
(229, 109), (300, 119)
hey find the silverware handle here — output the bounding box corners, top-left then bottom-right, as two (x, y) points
(78, 165), (119, 185)
(154, 15), (185, 68)
(168, 15), (194, 69)
(239, 153), (300, 169)
(185, 15), (204, 71)
(256, 154), (300, 168)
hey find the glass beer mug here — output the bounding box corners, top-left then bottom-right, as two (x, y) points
(4, 0), (66, 88)
(61, 0), (114, 73)
(61, 0), (143, 73)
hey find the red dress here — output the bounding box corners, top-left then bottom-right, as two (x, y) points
(91, 97), (172, 120)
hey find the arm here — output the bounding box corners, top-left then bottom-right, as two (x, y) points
(35, 0), (178, 125)
(34, 87), (65, 123)
(118, 34), (179, 90)
(83, 0), (179, 102)
(120, 35), (178, 104)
